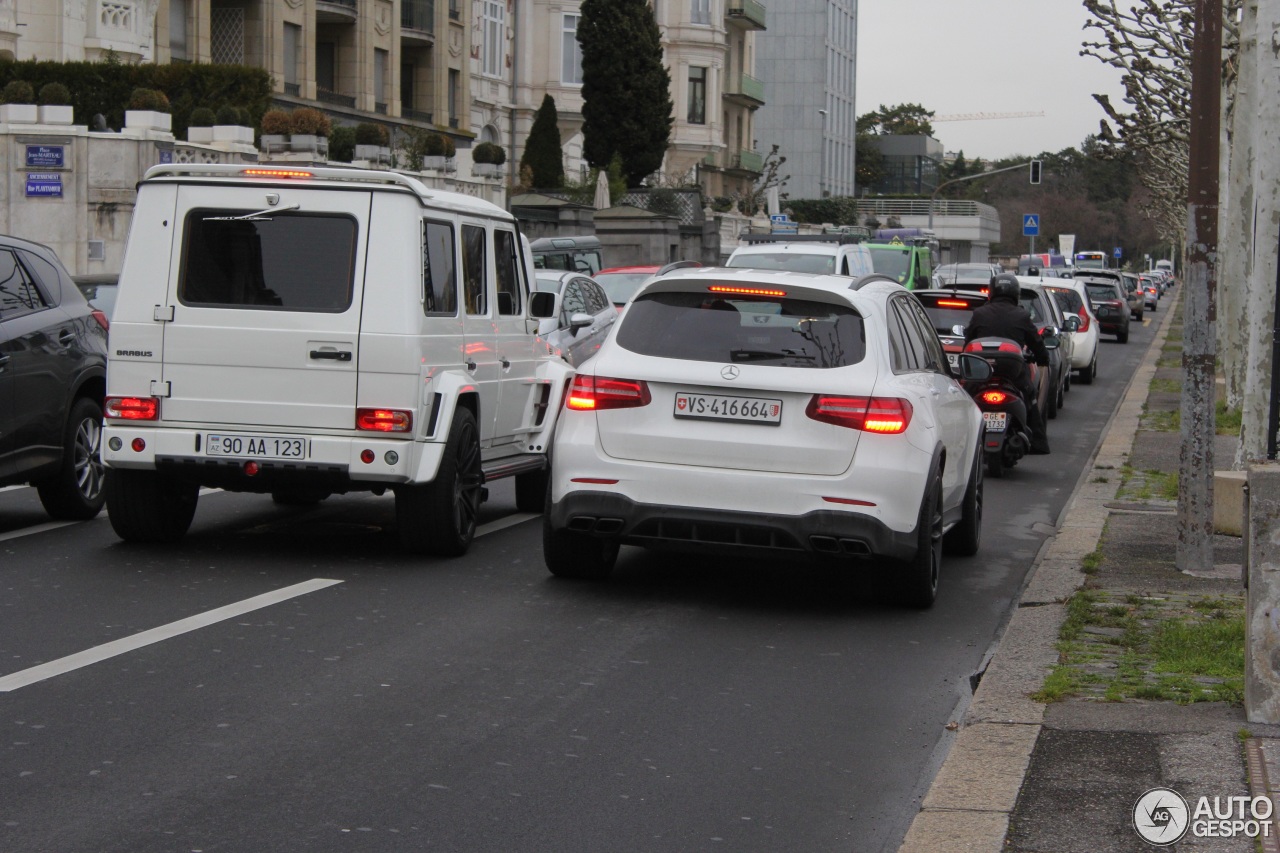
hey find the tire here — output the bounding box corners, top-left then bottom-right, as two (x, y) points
(945, 446), (983, 557)
(106, 468), (199, 543)
(271, 489), (329, 506)
(35, 397), (106, 521)
(1117, 324), (1129, 343)
(986, 451), (1005, 479)
(895, 474), (943, 608)
(1056, 378), (1065, 413)
(395, 408), (483, 556)
(1046, 377), (1059, 419)
(1077, 353), (1096, 385)
(515, 467), (550, 513)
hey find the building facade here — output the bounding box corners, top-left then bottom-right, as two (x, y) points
(752, 0), (855, 201)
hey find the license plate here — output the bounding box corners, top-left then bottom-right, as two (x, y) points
(674, 392), (782, 425)
(946, 353), (959, 368)
(983, 412), (1007, 433)
(205, 433), (309, 459)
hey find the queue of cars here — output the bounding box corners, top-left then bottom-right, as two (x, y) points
(3, 181), (1174, 610)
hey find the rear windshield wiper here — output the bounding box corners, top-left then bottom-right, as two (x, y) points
(729, 348), (816, 362)
(204, 203), (300, 221)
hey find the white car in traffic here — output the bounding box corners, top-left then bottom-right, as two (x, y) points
(542, 267), (993, 607)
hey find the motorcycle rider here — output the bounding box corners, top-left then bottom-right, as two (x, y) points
(964, 273), (1052, 454)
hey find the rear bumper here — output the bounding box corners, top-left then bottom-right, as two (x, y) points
(548, 491), (918, 561)
(1094, 317), (1126, 334)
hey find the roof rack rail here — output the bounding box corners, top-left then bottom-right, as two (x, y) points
(739, 233), (865, 245)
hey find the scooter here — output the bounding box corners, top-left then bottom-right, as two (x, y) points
(962, 336), (1038, 477)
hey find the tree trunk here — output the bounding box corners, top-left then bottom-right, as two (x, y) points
(1238, 1), (1280, 464)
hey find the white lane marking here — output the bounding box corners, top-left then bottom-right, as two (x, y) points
(0, 521), (80, 543)
(0, 578), (343, 693)
(476, 512), (539, 537)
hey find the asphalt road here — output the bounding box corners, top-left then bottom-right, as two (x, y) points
(0, 295), (1167, 853)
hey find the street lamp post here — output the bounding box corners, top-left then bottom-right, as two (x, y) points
(817, 109), (828, 199)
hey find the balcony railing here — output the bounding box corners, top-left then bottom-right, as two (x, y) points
(401, 0), (434, 33)
(403, 108), (434, 123)
(316, 89), (356, 108)
(726, 0), (766, 30)
(733, 149), (763, 173)
(284, 82), (300, 96)
(375, 102), (387, 115)
(725, 72), (764, 105)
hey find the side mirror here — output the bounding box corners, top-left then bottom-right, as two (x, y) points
(1041, 326), (1061, 349)
(956, 352), (992, 381)
(529, 290), (557, 319)
(1064, 315), (1081, 332)
(568, 312), (593, 334)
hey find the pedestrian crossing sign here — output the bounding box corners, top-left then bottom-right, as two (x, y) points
(1022, 214), (1040, 236)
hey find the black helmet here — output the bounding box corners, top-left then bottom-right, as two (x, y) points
(989, 273), (1020, 302)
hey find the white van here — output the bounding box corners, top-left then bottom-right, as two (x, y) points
(725, 234), (875, 278)
(102, 164), (571, 555)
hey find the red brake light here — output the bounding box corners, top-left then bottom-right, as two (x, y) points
(90, 309), (109, 331)
(105, 396), (159, 420)
(806, 395), (912, 434)
(241, 168), (313, 179)
(936, 299), (970, 308)
(980, 390), (1009, 405)
(708, 285), (787, 297)
(566, 375), (652, 411)
(980, 288), (990, 296)
(1076, 305), (1090, 332)
(356, 408), (412, 432)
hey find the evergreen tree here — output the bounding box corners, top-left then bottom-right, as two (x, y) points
(579, 0), (673, 186)
(521, 94), (565, 188)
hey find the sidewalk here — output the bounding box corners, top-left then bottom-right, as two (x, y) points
(900, 289), (1280, 852)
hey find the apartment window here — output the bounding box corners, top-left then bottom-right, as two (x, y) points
(375, 48), (388, 104)
(448, 69), (460, 125)
(482, 0), (504, 78)
(692, 0), (710, 25)
(687, 67), (706, 125)
(169, 0), (188, 60)
(561, 14), (583, 85)
(316, 42), (336, 92)
(283, 23), (301, 88)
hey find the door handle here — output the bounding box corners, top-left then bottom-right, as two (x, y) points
(309, 350), (352, 361)
(465, 359), (477, 371)
(59, 330), (76, 346)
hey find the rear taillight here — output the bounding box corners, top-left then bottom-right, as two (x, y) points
(806, 395), (913, 434)
(90, 310), (109, 331)
(1077, 306), (1090, 332)
(566, 375), (652, 411)
(980, 390), (1010, 405)
(105, 396), (159, 420)
(356, 408), (413, 432)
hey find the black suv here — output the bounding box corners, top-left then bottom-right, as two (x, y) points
(0, 236), (109, 519)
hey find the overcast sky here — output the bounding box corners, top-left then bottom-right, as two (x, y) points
(856, 0), (1130, 161)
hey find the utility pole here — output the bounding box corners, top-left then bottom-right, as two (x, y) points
(1176, 0), (1221, 573)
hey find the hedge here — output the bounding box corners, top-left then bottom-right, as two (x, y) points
(0, 60), (272, 139)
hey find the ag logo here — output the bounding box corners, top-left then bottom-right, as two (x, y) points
(1133, 787), (1189, 845)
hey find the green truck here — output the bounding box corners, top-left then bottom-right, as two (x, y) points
(866, 228), (937, 290)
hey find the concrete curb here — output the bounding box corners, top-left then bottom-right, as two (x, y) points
(898, 296), (1183, 852)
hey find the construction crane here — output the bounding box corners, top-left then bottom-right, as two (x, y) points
(933, 111), (1046, 122)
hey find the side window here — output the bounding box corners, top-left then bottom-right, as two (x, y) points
(493, 228), (522, 316)
(20, 250), (66, 305)
(840, 255), (851, 276)
(905, 299), (947, 372)
(422, 219), (458, 315)
(561, 280), (588, 322)
(461, 224), (487, 315)
(586, 281), (610, 315)
(0, 249), (50, 321)
(887, 301), (919, 372)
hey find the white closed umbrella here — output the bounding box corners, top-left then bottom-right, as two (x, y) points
(593, 170), (610, 209)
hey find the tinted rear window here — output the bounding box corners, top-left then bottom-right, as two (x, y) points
(727, 252), (836, 275)
(179, 210), (357, 311)
(616, 290), (866, 368)
(1086, 284), (1120, 302)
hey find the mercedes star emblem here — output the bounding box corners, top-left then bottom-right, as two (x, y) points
(721, 365), (740, 380)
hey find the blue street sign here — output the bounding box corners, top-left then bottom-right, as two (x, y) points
(25, 145), (63, 168)
(769, 213), (788, 224)
(1114, 247), (1123, 258)
(25, 173), (62, 197)
(1022, 214), (1040, 236)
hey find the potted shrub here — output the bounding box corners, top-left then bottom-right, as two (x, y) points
(327, 125), (356, 163)
(0, 80), (37, 124)
(37, 82), (73, 125)
(472, 141), (506, 177)
(260, 108), (291, 152)
(187, 106), (216, 144)
(213, 103), (254, 145)
(125, 88), (172, 132)
(289, 107), (331, 155)
(420, 132), (455, 170)
(353, 122), (390, 163)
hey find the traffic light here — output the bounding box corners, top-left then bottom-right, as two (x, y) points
(1029, 160), (1042, 185)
